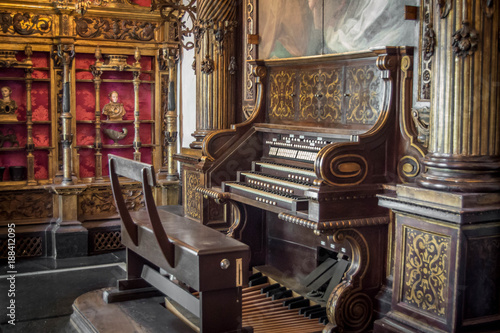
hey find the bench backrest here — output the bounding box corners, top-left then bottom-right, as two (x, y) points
(108, 154), (175, 267)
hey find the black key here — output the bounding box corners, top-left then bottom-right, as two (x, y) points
(283, 296), (304, 307)
(288, 299), (310, 309)
(261, 283), (280, 294)
(308, 308), (327, 319)
(266, 286), (286, 297)
(249, 276), (268, 287)
(300, 304), (321, 315)
(272, 289), (292, 300)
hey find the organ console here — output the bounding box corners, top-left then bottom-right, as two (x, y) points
(179, 46), (422, 332)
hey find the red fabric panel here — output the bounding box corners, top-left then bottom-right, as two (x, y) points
(77, 124), (96, 146)
(34, 150), (48, 180)
(33, 125), (50, 147)
(32, 82), (50, 120)
(76, 82), (96, 120)
(76, 53), (97, 70)
(79, 148), (95, 178)
(139, 123), (152, 144)
(131, 0), (151, 7)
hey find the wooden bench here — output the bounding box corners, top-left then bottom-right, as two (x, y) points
(104, 154), (251, 332)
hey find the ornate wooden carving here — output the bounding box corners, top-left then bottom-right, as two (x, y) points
(482, 0), (496, 18)
(324, 229), (373, 333)
(75, 17), (157, 41)
(452, 22), (479, 57)
(436, 0), (452, 18)
(244, 0), (257, 104)
(190, 0), (237, 148)
(418, 0), (500, 192)
(78, 185), (144, 219)
(0, 190), (53, 221)
(418, 0), (434, 101)
(0, 12), (52, 36)
(402, 228), (449, 317)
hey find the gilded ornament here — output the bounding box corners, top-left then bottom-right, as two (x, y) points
(0, 51), (19, 68)
(299, 69), (342, 123)
(186, 171), (201, 219)
(75, 17), (157, 41)
(403, 229), (449, 317)
(269, 71), (295, 120)
(0, 12), (52, 36)
(345, 65), (381, 125)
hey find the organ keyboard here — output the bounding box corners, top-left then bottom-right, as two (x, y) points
(186, 46), (419, 333)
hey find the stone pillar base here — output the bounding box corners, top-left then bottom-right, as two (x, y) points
(50, 223), (88, 259)
(48, 184), (88, 258)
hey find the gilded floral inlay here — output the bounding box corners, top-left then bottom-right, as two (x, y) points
(402, 228), (449, 317)
(299, 69), (342, 123)
(186, 171), (201, 219)
(269, 70), (295, 120)
(345, 65), (381, 125)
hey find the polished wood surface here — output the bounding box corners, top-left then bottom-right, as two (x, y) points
(188, 47), (417, 333)
(107, 154), (250, 332)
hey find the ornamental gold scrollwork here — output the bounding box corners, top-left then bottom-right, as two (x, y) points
(185, 171), (201, 219)
(299, 69), (342, 123)
(402, 228), (449, 317)
(0, 12), (52, 36)
(75, 17), (157, 41)
(269, 70), (295, 120)
(345, 65), (381, 125)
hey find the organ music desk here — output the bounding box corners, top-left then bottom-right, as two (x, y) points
(191, 46), (421, 333)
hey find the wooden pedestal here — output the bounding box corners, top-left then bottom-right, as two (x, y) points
(375, 185), (500, 333)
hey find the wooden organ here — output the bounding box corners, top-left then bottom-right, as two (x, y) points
(188, 46), (420, 332)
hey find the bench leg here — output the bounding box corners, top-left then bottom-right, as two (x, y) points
(103, 249), (162, 303)
(199, 287), (245, 333)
